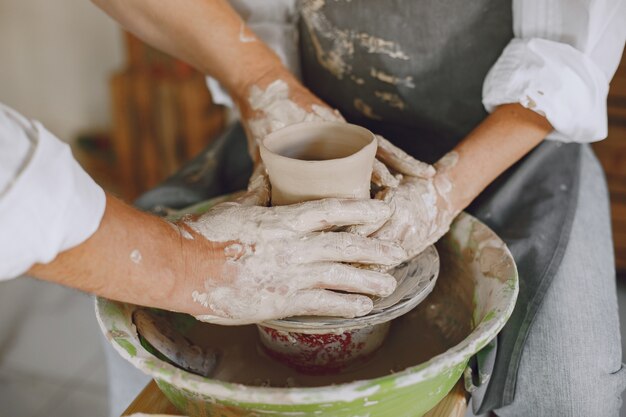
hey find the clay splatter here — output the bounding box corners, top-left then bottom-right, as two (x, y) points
(239, 22), (257, 43)
(370, 68), (415, 88)
(300, 0), (409, 80)
(353, 98), (382, 120)
(375, 91), (406, 110)
(130, 249), (142, 264)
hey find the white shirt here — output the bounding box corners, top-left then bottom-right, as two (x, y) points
(210, 0), (626, 143)
(0, 103), (105, 280)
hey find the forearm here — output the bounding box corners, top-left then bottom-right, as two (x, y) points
(444, 104), (553, 212)
(92, 0), (284, 99)
(92, 0), (321, 162)
(28, 194), (220, 314)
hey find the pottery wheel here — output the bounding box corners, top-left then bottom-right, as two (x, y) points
(263, 245), (440, 332)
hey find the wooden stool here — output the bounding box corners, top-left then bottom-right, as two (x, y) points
(122, 380), (467, 417)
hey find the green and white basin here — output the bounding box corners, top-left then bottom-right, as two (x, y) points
(96, 211), (518, 417)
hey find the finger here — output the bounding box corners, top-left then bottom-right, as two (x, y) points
(372, 158), (400, 188)
(295, 262), (397, 297)
(235, 164), (270, 207)
(194, 314), (258, 326)
(286, 289), (373, 318)
(295, 232), (405, 266)
(346, 219), (386, 238)
(348, 187), (394, 236)
(376, 135), (436, 178)
(311, 105), (345, 122)
(278, 198), (392, 232)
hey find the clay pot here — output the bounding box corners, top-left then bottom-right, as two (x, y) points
(259, 121), (377, 205)
(258, 121), (383, 372)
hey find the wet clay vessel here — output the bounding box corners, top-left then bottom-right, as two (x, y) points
(259, 121), (377, 205)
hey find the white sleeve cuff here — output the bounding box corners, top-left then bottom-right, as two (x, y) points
(483, 38), (610, 143)
(0, 121), (105, 279)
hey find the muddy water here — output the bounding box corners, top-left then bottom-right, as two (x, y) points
(180, 244), (472, 388)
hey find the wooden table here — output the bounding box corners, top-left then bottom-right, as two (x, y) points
(122, 380), (467, 417)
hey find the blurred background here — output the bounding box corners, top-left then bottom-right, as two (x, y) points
(0, 1), (624, 416)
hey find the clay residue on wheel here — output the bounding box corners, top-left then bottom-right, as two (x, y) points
(158, 243), (472, 388)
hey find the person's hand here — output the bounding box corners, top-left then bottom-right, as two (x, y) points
(235, 71), (342, 162)
(234, 71), (408, 195)
(181, 198), (406, 325)
(352, 137), (460, 259)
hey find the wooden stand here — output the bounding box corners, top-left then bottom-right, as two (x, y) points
(109, 33), (227, 200)
(122, 380), (467, 417)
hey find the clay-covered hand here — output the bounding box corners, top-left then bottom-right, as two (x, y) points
(184, 198), (406, 325)
(236, 76), (344, 207)
(354, 137), (460, 259)
(238, 76), (343, 161)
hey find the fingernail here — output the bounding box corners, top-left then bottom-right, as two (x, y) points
(390, 244), (407, 261)
(354, 297), (373, 317)
(370, 200), (392, 217)
(378, 243), (407, 265)
(379, 275), (397, 297)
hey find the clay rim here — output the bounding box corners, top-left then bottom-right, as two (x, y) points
(259, 120), (376, 165)
(95, 212), (519, 406)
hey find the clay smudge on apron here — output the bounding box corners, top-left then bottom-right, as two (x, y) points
(300, 0), (409, 80)
(369, 68), (415, 88)
(354, 98), (382, 120)
(374, 91), (406, 110)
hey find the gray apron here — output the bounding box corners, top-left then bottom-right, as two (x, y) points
(135, 0), (582, 413)
(297, 0), (581, 413)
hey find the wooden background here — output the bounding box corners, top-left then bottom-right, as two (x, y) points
(593, 52), (626, 273)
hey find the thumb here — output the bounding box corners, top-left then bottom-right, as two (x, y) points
(376, 135), (435, 179)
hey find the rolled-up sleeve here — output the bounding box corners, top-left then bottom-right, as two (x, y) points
(0, 103), (106, 280)
(483, 0), (626, 142)
(206, 0), (299, 107)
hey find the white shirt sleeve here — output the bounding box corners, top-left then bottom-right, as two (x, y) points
(0, 103), (106, 280)
(206, 0), (299, 107)
(483, 0), (626, 143)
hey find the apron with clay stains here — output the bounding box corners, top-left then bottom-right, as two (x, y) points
(297, 0), (582, 412)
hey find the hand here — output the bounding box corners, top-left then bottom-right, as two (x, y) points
(353, 137), (460, 259)
(234, 72), (413, 193)
(236, 71), (342, 163)
(182, 198), (406, 325)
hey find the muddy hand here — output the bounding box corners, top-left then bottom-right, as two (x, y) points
(354, 145), (460, 259)
(184, 198), (406, 325)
